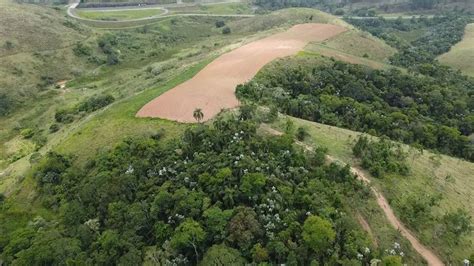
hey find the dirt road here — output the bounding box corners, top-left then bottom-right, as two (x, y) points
(137, 23), (346, 122)
(261, 124), (444, 266)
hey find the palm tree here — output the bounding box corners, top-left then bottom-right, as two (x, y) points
(193, 108), (204, 123)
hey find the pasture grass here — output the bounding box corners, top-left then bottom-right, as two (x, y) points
(75, 8), (167, 21)
(317, 30), (396, 63)
(168, 2), (253, 15)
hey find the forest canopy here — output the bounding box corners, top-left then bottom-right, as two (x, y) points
(0, 115), (398, 265)
(236, 58), (474, 161)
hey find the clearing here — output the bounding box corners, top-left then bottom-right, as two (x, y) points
(137, 23), (347, 122)
(438, 23), (474, 76)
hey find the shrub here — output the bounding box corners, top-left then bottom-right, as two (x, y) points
(73, 42), (92, 57)
(296, 127), (309, 141)
(55, 109), (75, 123)
(222, 27), (231, 35)
(334, 9), (344, 16)
(49, 123), (60, 133)
(352, 136), (409, 178)
(77, 95), (115, 113)
(20, 128), (34, 139)
(215, 20), (225, 28)
(4, 41), (14, 50)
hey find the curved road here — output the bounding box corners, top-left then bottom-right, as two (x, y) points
(67, 0), (254, 24)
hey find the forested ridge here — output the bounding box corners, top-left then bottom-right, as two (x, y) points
(0, 115), (408, 265)
(346, 13), (472, 68)
(237, 58), (474, 161)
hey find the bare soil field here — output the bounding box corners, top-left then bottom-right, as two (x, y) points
(137, 23), (346, 122)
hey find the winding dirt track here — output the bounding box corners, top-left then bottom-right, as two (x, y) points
(261, 125), (444, 266)
(137, 23), (347, 122)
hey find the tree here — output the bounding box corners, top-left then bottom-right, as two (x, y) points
(227, 207), (262, 251)
(239, 172), (267, 197)
(193, 108), (204, 123)
(252, 243), (269, 263)
(239, 104), (255, 120)
(442, 208), (472, 242)
(170, 219), (206, 262)
(199, 244), (246, 265)
(302, 215), (336, 257)
(203, 206), (233, 241)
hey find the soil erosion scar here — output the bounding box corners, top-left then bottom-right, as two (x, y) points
(137, 23), (347, 122)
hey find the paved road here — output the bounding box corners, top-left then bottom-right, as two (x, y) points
(67, 0), (254, 24)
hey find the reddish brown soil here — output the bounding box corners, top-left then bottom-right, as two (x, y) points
(137, 23), (347, 122)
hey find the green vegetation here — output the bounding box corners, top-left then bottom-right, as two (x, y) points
(1, 115), (402, 265)
(168, 2), (254, 15)
(439, 23), (474, 76)
(352, 136), (409, 178)
(346, 13), (473, 68)
(1, 1), (473, 264)
(311, 30), (396, 63)
(237, 56), (473, 161)
(75, 8), (166, 21)
(267, 115), (474, 263)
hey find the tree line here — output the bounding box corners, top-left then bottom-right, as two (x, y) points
(236, 58), (473, 161)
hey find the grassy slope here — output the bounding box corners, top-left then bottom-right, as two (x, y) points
(303, 29), (396, 70)
(1, 7), (353, 197)
(269, 112), (474, 263)
(0, 1), (94, 168)
(75, 8), (167, 21)
(168, 2), (253, 15)
(438, 23), (474, 76)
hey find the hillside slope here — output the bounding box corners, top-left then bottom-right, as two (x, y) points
(438, 23), (474, 77)
(269, 114), (474, 263)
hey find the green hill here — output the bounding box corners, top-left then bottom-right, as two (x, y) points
(438, 23), (474, 77)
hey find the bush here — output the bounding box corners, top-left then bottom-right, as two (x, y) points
(334, 9), (344, 16)
(222, 27), (231, 35)
(352, 136), (409, 178)
(55, 109), (75, 123)
(296, 127), (309, 141)
(20, 128), (34, 139)
(77, 95), (115, 113)
(215, 20), (225, 28)
(73, 42), (92, 57)
(49, 123), (60, 133)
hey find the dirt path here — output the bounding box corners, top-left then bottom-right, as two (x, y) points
(137, 23), (346, 122)
(261, 124), (444, 266)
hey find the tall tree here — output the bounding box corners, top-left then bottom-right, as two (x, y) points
(193, 108), (204, 123)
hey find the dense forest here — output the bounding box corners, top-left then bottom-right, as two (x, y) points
(236, 58), (474, 161)
(0, 114), (407, 265)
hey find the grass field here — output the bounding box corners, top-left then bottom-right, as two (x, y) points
(438, 23), (474, 76)
(303, 29), (395, 69)
(168, 2), (253, 15)
(75, 8), (167, 21)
